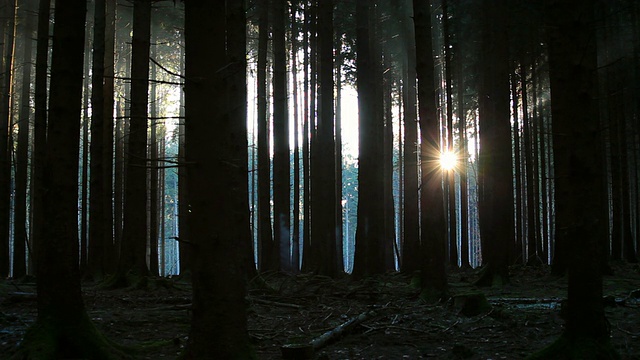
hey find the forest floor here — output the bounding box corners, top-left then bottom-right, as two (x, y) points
(1, 263), (640, 359)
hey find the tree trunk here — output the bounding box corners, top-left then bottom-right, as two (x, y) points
(0, 0), (16, 279)
(116, 0), (151, 283)
(414, 0), (448, 300)
(511, 64), (524, 265)
(28, 0), (51, 278)
(88, 0), (108, 280)
(183, 1), (253, 357)
(313, 0), (338, 277)
(534, 0), (618, 356)
(442, 0), (458, 268)
(256, 0), (275, 272)
(16, 2), (125, 356)
(475, 0), (514, 287)
(291, 0), (301, 273)
(401, 0), (420, 273)
(103, 0), (117, 272)
(12, 1), (35, 278)
(149, 43), (159, 276)
(353, 0), (385, 278)
(177, 46), (190, 276)
(273, 0), (291, 272)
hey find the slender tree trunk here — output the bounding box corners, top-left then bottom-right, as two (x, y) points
(291, 0), (301, 273)
(28, 0), (51, 278)
(521, 59), (539, 265)
(88, 0), (107, 280)
(80, 47), (90, 275)
(117, 0), (151, 282)
(273, 0), (291, 272)
(511, 65), (523, 265)
(442, 0), (458, 268)
(103, 0), (116, 272)
(335, 44), (344, 273)
(301, 1), (313, 272)
(402, 0), (420, 273)
(12, 1), (35, 278)
(458, 51), (470, 268)
(177, 46), (190, 275)
(314, 0), (338, 277)
(256, 0), (275, 271)
(0, 0), (16, 279)
(149, 43), (159, 276)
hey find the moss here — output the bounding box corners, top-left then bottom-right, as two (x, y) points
(11, 314), (132, 360)
(528, 334), (620, 360)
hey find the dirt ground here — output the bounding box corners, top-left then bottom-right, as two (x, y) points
(1, 263), (639, 359)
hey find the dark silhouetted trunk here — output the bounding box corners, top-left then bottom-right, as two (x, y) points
(414, 0), (448, 299)
(183, 1), (253, 357)
(273, 0), (291, 272)
(476, 0), (514, 287)
(117, 0), (151, 282)
(353, 0), (385, 278)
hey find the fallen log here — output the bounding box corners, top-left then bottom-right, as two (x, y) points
(281, 309), (376, 359)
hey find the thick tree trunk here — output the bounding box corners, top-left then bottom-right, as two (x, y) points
(534, 0), (618, 357)
(353, 0), (385, 278)
(183, 1), (253, 357)
(16, 2), (125, 357)
(475, 0), (514, 287)
(414, 0), (448, 300)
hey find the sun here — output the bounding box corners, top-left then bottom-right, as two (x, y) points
(440, 151), (457, 171)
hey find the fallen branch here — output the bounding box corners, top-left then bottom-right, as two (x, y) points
(251, 297), (303, 309)
(281, 309), (376, 359)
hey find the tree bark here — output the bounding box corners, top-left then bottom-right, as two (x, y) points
(16, 1), (125, 356)
(183, 1), (253, 357)
(414, 0), (448, 300)
(0, 0), (16, 279)
(256, 0), (275, 272)
(313, 0), (338, 277)
(273, 0), (291, 272)
(533, 0), (618, 356)
(353, 0), (385, 278)
(12, 1), (35, 278)
(475, 0), (514, 287)
(401, 0), (420, 273)
(116, 0), (152, 283)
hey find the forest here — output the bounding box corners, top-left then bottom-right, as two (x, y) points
(0, 0), (639, 358)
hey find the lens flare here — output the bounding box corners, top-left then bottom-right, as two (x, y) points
(440, 151), (457, 171)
